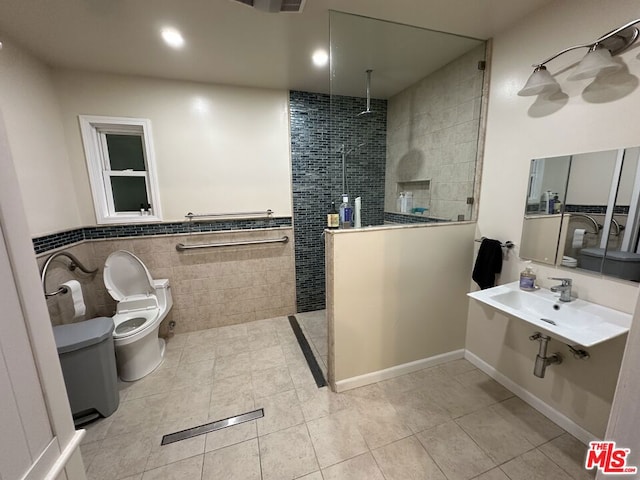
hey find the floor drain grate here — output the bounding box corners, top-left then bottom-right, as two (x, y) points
(288, 315), (327, 388)
(161, 408), (264, 445)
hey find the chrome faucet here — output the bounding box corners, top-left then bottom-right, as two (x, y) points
(549, 277), (573, 302)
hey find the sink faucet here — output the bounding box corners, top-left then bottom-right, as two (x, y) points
(549, 277), (573, 302)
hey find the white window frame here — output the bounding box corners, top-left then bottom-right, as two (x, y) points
(79, 115), (163, 224)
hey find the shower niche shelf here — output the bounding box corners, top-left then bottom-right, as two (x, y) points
(397, 179), (431, 213)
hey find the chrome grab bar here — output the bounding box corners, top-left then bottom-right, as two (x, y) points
(567, 212), (625, 236)
(40, 251), (98, 297)
(567, 213), (601, 234)
(176, 235), (288, 252)
(185, 210), (273, 220)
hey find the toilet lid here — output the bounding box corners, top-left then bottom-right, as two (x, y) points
(104, 250), (154, 301)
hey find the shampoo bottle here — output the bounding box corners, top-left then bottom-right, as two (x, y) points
(339, 195), (352, 229)
(519, 261), (537, 291)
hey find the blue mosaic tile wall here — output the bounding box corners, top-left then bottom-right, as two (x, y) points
(32, 217), (293, 255)
(290, 91), (387, 312)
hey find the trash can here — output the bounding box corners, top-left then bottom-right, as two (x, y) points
(53, 317), (119, 425)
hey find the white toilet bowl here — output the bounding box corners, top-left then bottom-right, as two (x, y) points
(104, 250), (173, 381)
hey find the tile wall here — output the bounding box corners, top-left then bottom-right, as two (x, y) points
(289, 91), (387, 312)
(385, 44), (486, 221)
(38, 226), (296, 334)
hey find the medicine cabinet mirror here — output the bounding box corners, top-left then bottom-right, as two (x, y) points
(520, 147), (640, 283)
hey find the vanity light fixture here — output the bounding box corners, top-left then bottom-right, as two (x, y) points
(518, 18), (640, 96)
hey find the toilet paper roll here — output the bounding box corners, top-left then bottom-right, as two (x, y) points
(572, 228), (586, 248)
(62, 280), (86, 320)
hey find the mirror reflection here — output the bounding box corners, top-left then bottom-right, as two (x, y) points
(521, 147), (640, 282)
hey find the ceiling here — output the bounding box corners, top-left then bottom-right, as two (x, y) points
(0, 0), (552, 97)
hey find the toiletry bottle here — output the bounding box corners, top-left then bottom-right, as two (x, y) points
(397, 192), (404, 212)
(327, 202), (339, 229)
(400, 193), (408, 213)
(339, 195), (352, 229)
(140, 203), (146, 216)
(405, 192), (414, 212)
(539, 191), (550, 214)
(519, 261), (537, 291)
(553, 195), (561, 214)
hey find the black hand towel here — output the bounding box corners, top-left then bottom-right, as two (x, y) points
(472, 238), (503, 289)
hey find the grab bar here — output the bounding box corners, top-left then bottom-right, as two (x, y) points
(610, 218), (625, 236)
(176, 235), (288, 251)
(41, 251), (98, 297)
(567, 213), (602, 234)
(185, 210), (273, 220)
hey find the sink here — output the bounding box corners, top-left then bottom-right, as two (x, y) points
(468, 281), (631, 347)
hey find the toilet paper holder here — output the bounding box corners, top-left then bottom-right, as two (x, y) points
(40, 251), (98, 297)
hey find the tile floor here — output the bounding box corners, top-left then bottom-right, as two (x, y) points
(79, 312), (594, 480)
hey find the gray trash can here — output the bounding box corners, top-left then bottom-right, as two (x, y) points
(53, 317), (120, 425)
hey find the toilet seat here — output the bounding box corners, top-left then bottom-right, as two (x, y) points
(104, 250), (155, 301)
(112, 307), (159, 341)
(104, 251), (160, 340)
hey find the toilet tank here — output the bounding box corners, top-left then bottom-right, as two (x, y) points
(153, 279), (173, 311)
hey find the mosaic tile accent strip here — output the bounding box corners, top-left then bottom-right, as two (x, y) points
(290, 90), (387, 312)
(33, 217), (293, 254)
(32, 229), (86, 255)
(383, 212), (447, 224)
(565, 204), (630, 215)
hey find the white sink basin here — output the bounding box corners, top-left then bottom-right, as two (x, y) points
(468, 281), (631, 347)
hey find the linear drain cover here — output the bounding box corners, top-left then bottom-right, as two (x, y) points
(161, 408), (264, 445)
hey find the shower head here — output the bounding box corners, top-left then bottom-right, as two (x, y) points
(358, 69), (374, 116)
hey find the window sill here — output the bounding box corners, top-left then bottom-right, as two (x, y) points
(96, 215), (162, 225)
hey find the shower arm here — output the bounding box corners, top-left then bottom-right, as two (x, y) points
(342, 149), (347, 195)
(365, 69), (371, 113)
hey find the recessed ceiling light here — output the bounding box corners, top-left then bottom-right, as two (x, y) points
(161, 27), (185, 49)
(312, 49), (328, 67)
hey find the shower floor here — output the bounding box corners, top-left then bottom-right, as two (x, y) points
(79, 313), (593, 480)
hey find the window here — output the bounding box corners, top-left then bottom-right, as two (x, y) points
(79, 116), (162, 224)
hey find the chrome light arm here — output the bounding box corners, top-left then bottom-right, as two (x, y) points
(532, 18), (640, 68)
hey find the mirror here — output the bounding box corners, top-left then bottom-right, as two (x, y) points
(329, 11), (486, 226)
(521, 147), (640, 282)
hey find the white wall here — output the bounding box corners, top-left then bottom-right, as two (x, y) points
(53, 69), (293, 224)
(565, 150), (618, 206)
(0, 40), (82, 236)
(469, 0), (640, 438)
(328, 222), (475, 386)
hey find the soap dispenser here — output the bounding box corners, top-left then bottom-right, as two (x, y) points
(519, 261), (537, 291)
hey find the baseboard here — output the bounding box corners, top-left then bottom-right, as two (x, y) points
(464, 350), (598, 445)
(334, 349), (465, 393)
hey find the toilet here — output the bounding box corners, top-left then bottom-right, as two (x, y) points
(561, 255), (578, 268)
(104, 250), (173, 381)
